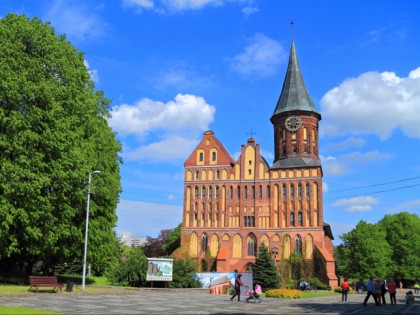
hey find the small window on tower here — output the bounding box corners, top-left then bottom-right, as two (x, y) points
(212, 152), (217, 161)
(199, 152), (204, 162)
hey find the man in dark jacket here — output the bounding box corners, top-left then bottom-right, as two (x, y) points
(230, 273), (245, 301)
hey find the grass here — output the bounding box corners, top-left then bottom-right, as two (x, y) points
(0, 306), (59, 314)
(301, 290), (337, 298)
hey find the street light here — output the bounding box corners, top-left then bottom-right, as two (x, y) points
(82, 170), (100, 290)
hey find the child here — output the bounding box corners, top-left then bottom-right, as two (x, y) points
(405, 291), (415, 305)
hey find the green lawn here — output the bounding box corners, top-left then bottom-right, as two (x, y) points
(0, 306), (59, 314)
(301, 290), (337, 298)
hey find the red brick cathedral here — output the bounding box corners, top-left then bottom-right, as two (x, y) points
(178, 40), (338, 287)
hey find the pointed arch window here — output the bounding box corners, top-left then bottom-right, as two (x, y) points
(298, 183), (302, 197)
(202, 186), (206, 199)
(215, 186), (220, 199)
(237, 186), (241, 199)
(290, 184), (295, 198)
(267, 185), (271, 198)
(259, 185), (263, 199)
(230, 186), (233, 199)
(244, 186), (248, 199)
(290, 212), (295, 226)
(298, 211), (303, 226)
(247, 234), (257, 257)
(306, 183), (310, 197)
(282, 184), (287, 198)
(212, 151), (217, 161)
(295, 235), (302, 255)
(201, 233), (208, 252)
(199, 152), (204, 162)
(209, 186), (213, 199)
(194, 187), (199, 199)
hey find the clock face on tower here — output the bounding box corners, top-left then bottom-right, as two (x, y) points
(285, 115), (302, 132)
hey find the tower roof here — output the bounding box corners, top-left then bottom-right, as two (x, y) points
(272, 41), (319, 117)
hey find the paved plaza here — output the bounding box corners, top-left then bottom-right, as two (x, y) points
(0, 290), (419, 314)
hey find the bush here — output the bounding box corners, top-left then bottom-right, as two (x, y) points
(308, 277), (331, 291)
(266, 289), (302, 299)
(105, 247), (147, 287)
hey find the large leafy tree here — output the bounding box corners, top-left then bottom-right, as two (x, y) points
(378, 212), (420, 280)
(334, 220), (391, 280)
(252, 243), (279, 291)
(142, 229), (173, 258)
(0, 14), (121, 274)
(163, 223), (181, 256)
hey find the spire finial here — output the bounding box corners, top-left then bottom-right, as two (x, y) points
(246, 129), (256, 139)
(291, 19), (294, 40)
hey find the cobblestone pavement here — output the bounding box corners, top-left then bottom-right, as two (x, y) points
(0, 291), (419, 314)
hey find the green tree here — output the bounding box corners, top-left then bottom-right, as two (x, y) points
(252, 243), (279, 291)
(169, 258), (201, 288)
(106, 246), (147, 287)
(163, 223), (181, 256)
(378, 212), (420, 280)
(334, 220), (391, 279)
(0, 14), (121, 275)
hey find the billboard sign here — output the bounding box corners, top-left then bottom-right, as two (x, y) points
(146, 258), (173, 281)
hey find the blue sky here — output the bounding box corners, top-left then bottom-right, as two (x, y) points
(2, 0), (420, 245)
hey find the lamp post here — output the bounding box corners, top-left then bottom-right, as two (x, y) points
(82, 170), (100, 290)
(272, 246), (279, 267)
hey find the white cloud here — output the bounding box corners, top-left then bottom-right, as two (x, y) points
(328, 222), (355, 244)
(242, 6), (259, 18)
(84, 60), (99, 84)
(115, 199), (182, 237)
(230, 33), (287, 78)
(122, 0), (224, 13)
(122, 0), (154, 10)
(152, 62), (215, 91)
(340, 150), (393, 164)
(125, 135), (198, 161)
(321, 155), (352, 176)
(109, 93), (215, 136)
(322, 182), (329, 193)
(109, 94), (216, 162)
(321, 67), (420, 139)
(332, 196), (379, 213)
(386, 199), (420, 214)
(324, 136), (366, 151)
(44, 0), (108, 42)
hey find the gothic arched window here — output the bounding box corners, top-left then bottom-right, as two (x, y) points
(247, 234), (257, 257)
(201, 233), (208, 253)
(295, 235), (302, 255)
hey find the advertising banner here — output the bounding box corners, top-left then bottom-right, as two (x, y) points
(146, 258), (173, 281)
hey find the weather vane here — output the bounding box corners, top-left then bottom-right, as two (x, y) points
(291, 19), (294, 40)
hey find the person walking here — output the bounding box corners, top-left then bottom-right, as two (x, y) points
(363, 277), (379, 306)
(373, 278), (383, 306)
(399, 280), (403, 293)
(341, 278), (349, 302)
(230, 273), (245, 301)
(387, 279), (397, 305)
(381, 280), (387, 305)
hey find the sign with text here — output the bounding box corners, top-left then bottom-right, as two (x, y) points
(146, 258), (173, 281)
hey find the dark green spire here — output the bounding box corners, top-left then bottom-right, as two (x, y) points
(272, 41), (318, 117)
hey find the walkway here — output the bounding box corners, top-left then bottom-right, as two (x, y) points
(0, 290), (419, 314)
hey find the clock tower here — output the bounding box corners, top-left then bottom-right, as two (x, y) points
(271, 41), (321, 167)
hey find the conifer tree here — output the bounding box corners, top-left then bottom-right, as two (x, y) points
(252, 243), (280, 291)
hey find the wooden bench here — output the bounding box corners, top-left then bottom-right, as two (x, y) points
(29, 276), (64, 293)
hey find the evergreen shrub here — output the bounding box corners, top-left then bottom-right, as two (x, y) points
(266, 289), (302, 299)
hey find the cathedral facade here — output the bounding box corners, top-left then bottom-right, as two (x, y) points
(178, 40), (337, 287)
